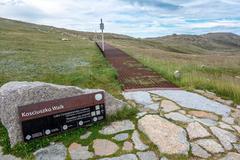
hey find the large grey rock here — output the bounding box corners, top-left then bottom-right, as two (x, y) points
(210, 127), (238, 150)
(131, 130), (149, 151)
(220, 152), (240, 160)
(136, 151), (158, 160)
(34, 143), (67, 160)
(98, 154), (138, 160)
(99, 120), (134, 135)
(0, 81), (126, 146)
(195, 139), (224, 154)
(0, 146), (21, 160)
(138, 115), (189, 155)
(186, 122), (210, 140)
(93, 139), (119, 156)
(190, 143), (211, 158)
(68, 143), (93, 160)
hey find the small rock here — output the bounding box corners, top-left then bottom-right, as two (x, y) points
(122, 141), (133, 151)
(186, 122), (210, 140)
(194, 118), (217, 126)
(136, 151), (158, 160)
(195, 139), (224, 154)
(98, 154), (138, 160)
(232, 125), (240, 134)
(233, 144), (240, 153)
(220, 152), (240, 160)
(113, 133), (129, 141)
(219, 122), (234, 131)
(68, 143), (93, 160)
(136, 112), (147, 119)
(93, 139), (119, 156)
(191, 143), (211, 158)
(144, 103), (159, 111)
(132, 130), (149, 151)
(165, 112), (193, 123)
(237, 105), (240, 109)
(222, 117), (235, 125)
(210, 127), (238, 150)
(138, 115), (189, 155)
(80, 131), (92, 140)
(99, 120), (135, 135)
(188, 111), (218, 121)
(160, 100), (180, 113)
(178, 110), (186, 114)
(174, 70), (181, 79)
(160, 157), (168, 160)
(34, 143), (67, 160)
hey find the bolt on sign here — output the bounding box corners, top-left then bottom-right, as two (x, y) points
(18, 92), (105, 141)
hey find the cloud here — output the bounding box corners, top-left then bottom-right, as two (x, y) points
(0, 0), (239, 37)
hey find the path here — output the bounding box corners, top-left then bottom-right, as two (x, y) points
(96, 42), (177, 91)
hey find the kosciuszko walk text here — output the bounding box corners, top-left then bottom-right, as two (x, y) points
(18, 91), (106, 141)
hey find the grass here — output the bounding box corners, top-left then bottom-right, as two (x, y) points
(107, 38), (240, 104)
(0, 18), (122, 98)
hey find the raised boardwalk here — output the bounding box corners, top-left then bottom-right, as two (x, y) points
(96, 42), (177, 91)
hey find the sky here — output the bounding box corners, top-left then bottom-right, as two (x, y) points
(0, 0), (240, 38)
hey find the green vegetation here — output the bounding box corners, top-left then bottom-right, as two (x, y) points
(107, 38), (240, 104)
(0, 18), (122, 98)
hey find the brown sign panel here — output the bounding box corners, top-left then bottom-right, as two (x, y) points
(18, 91), (105, 141)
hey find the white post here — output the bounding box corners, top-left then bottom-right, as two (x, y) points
(100, 19), (105, 51)
(102, 30), (104, 51)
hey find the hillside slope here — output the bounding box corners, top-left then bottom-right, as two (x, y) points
(146, 33), (240, 54)
(0, 17), (122, 97)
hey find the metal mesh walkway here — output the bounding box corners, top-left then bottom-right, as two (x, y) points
(96, 42), (178, 91)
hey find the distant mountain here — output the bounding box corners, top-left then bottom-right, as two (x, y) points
(146, 33), (240, 54)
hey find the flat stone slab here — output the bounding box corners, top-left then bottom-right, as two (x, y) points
(165, 112), (193, 123)
(98, 154), (138, 160)
(191, 143), (211, 158)
(219, 122), (234, 131)
(220, 152), (240, 160)
(122, 141), (133, 151)
(149, 90), (231, 116)
(113, 133), (129, 141)
(136, 112), (147, 119)
(138, 115), (189, 155)
(123, 91), (153, 106)
(144, 103), (159, 111)
(99, 120), (135, 135)
(222, 117), (235, 125)
(195, 139), (224, 154)
(132, 130), (149, 151)
(194, 117), (217, 126)
(188, 110), (219, 121)
(93, 139), (119, 156)
(137, 151), (158, 160)
(210, 127), (238, 150)
(187, 122), (210, 140)
(68, 143), (93, 160)
(160, 100), (180, 113)
(34, 143), (67, 160)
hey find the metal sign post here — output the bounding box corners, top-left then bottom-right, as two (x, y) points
(100, 19), (104, 51)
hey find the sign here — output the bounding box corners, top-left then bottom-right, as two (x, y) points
(100, 18), (104, 31)
(18, 92), (105, 141)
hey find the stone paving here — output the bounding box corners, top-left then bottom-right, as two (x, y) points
(1, 89), (240, 160)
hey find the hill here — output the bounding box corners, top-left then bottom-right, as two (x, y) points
(0, 17), (122, 97)
(146, 33), (240, 54)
